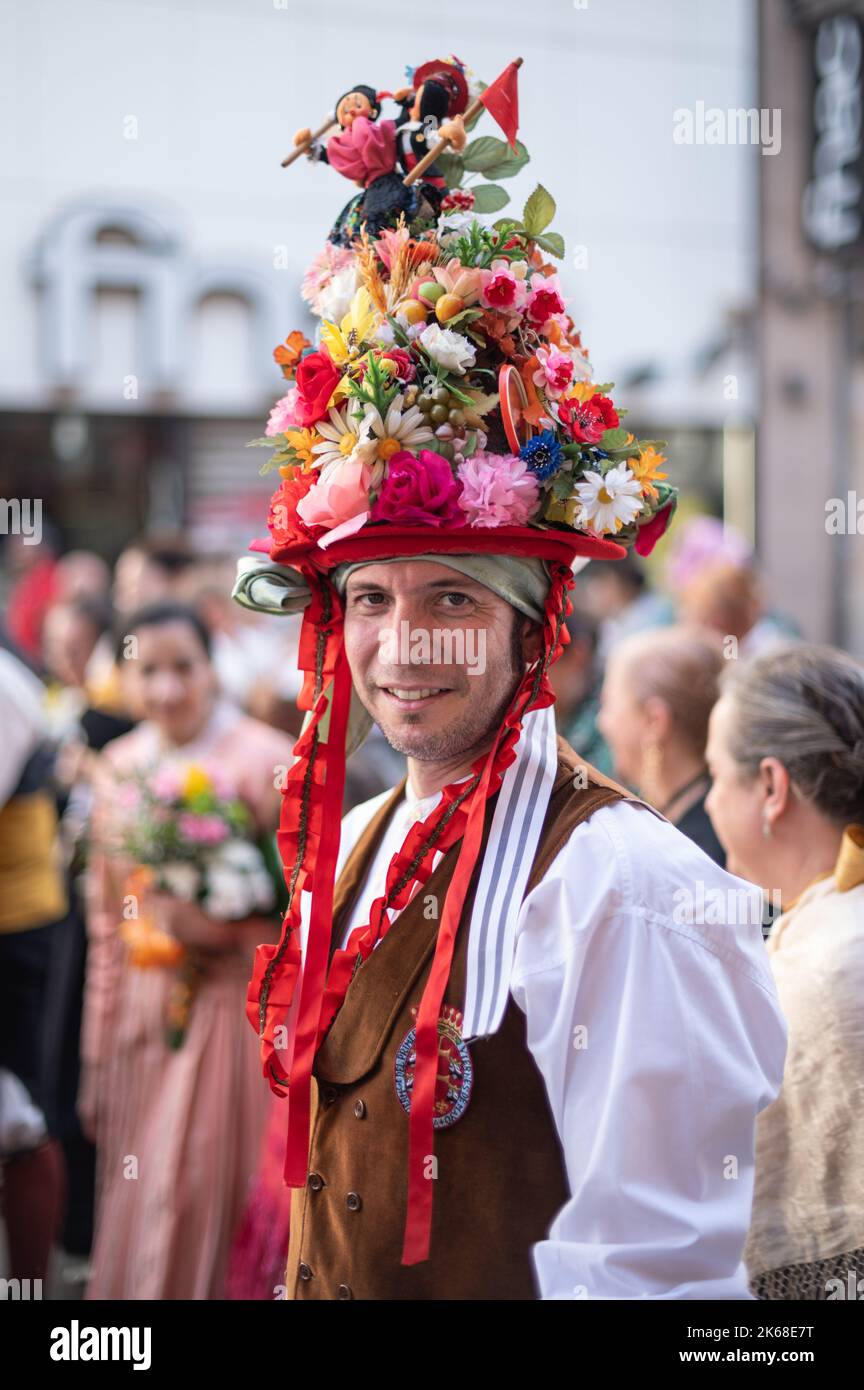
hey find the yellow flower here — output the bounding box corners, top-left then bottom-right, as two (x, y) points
(284, 428), (321, 468)
(563, 382), (598, 404)
(627, 446), (668, 503)
(182, 764), (211, 800)
(320, 288), (379, 366)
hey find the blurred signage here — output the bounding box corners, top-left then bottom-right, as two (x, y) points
(802, 11), (864, 251)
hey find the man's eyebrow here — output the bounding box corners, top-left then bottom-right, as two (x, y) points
(345, 577), (484, 593)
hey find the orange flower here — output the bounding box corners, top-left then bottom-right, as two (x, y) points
(520, 357), (553, 427)
(627, 446), (668, 503)
(274, 330), (311, 379)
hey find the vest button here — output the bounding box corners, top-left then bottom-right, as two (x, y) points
(353, 1099), (366, 1119)
(308, 1172), (324, 1192)
(299, 1263), (313, 1281)
(336, 1283), (353, 1299)
(346, 1191), (362, 1212)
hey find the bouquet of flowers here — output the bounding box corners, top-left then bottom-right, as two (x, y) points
(253, 180), (676, 559)
(115, 762), (277, 1047)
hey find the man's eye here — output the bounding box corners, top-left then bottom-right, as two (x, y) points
(354, 592), (387, 606)
(441, 593), (470, 608)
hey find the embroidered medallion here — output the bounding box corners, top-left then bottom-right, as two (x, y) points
(394, 1004), (473, 1129)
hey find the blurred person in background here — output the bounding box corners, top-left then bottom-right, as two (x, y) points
(705, 644), (864, 1300)
(2, 525), (62, 662)
(597, 624), (726, 865)
(111, 535), (195, 617)
(79, 601), (295, 1300)
(54, 551), (111, 606)
(548, 603), (613, 776)
(577, 553), (672, 662)
(0, 624), (68, 1289)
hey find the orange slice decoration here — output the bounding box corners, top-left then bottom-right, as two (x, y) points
(498, 363), (533, 452)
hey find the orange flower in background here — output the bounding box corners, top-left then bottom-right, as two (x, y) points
(274, 330), (311, 379)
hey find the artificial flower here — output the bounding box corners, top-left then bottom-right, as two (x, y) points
(273, 330), (311, 378)
(589, 393), (620, 430)
(295, 458), (371, 536)
(284, 428), (322, 469)
(575, 464), (644, 535)
(310, 405), (375, 472)
(479, 260), (527, 312)
(363, 392), (434, 462)
(557, 394), (606, 445)
(456, 451), (540, 527)
(627, 445), (668, 503)
(301, 243), (356, 316)
(419, 323), (477, 375)
(265, 389), (300, 437)
(375, 347), (416, 383)
(431, 257), (484, 305)
(319, 287), (380, 366)
(370, 449), (464, 527)
(267, 471), (319, 548)
(525, 271), (566, 327)
(520, 431), (564, 482)
(533, 344), (575, 397)
(317, 267), (361, 326)
(293, 349), (341, 427)
(441, 188), (475, 213)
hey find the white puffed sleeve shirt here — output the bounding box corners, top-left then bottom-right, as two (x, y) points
(311, 780), (788, 1300)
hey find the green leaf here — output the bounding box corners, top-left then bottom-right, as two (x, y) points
(532, 231), (565, 259)
(471, 182), (510, 214)
(436, 152), (465, 187)
(462, 136), (512, 172)
(551, 469), (576, 501)
(600, 427), (631, 452)
(481, 140), (529, 180)
(247, 436), (276, 448)
(522, 184), (557, 236)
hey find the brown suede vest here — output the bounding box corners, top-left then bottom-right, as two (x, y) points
(284, 739), (649, 1301)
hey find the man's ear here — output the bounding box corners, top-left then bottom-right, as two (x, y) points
(521, 617), (544, 665)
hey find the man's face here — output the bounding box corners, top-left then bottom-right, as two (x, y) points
(343, 560), (536, 763)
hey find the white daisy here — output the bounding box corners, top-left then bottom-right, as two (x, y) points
(575, 464), (644, 535)
(363, 393), (434, 462)
(311, 405), (375, 471)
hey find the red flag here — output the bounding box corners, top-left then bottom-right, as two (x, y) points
(479, 60), (520, 151)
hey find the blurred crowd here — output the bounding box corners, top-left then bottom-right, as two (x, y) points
(1, 515), (862, 1301)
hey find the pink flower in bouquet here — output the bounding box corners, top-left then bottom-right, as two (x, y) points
(441, 188), (475, 214)
(265, 389), (300, 437)
(456, 451), (540, 528)
(525, 272), (566, 327)
(296, 459), (371, 544)
(116, 783), (142, 811)
(150, 767), (183, 802)
(178, 813), (231, 846)
(370, 450), (464, 528)
(533, 344), (575, 397)
(479, 261), (527, 313)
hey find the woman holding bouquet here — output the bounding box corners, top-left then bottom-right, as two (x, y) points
(79, 601), (295, 1300)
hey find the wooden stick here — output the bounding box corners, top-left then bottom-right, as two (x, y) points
(403, 57), (522, 187)
(281, 114), (338, 168)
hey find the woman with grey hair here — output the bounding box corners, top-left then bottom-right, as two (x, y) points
(705, 643), (864, 1299)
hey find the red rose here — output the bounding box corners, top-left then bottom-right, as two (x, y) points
(370, 449), (464, 527)
(293, 349), (340, 427)
(589, 394), (619, 430)
(267, 472), (320, 550)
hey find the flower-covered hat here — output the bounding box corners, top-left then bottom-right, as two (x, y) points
(235, 56), (677, 1269)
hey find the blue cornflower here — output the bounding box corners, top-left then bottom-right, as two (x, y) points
(519, 430), (564, 481)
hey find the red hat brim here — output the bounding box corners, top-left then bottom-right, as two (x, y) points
(265, 524), (627, 572)
(411, 60), (469, 116)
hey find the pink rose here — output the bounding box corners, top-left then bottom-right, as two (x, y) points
(480, 263), (526, 312)
(296, 460), (371, 544)
(370, 449), (464, 527)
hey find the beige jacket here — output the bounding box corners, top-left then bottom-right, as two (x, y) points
(745, 826), (864, 1276)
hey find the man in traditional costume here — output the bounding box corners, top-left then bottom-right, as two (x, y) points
(233, 56), (787, 1298)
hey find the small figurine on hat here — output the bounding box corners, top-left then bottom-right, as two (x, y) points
(291, 66), (467, 247)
